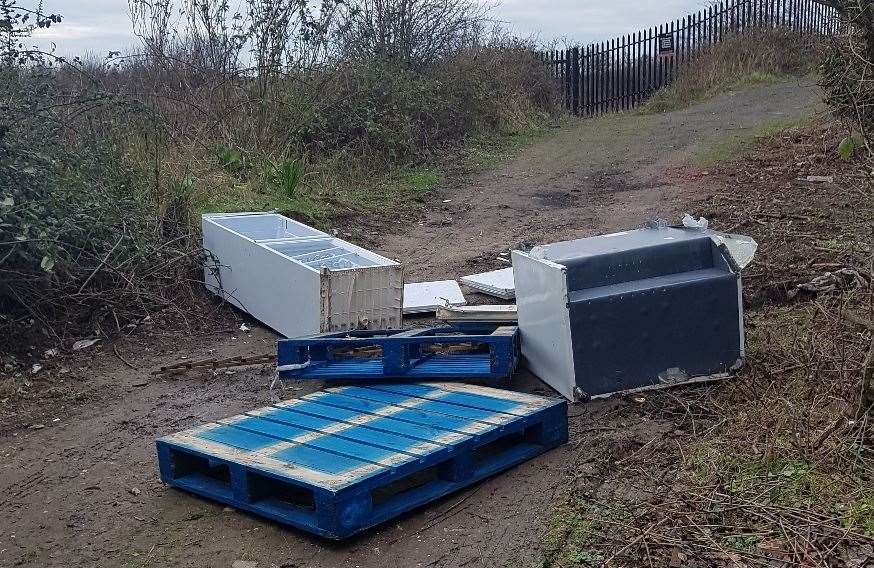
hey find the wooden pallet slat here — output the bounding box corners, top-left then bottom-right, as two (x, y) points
(156, 383), (568, 539)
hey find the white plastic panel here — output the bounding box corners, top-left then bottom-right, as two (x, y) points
(460, 268), (515, 299)
(323, 266), (404, 331)
(512, 251), (577, 400)
(437, 304), (517, 323)
(403, 281), (466, 315)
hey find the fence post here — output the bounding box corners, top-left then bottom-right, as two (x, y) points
(634, 31), (641, 108)
(572, 46), (580, 115)
(648, 27), (654, 97)
(564, 48), (570, 113)
(621, 35), (628, 110)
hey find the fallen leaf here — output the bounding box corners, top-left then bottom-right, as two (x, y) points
(670, 547), (687, 568)
(72, 338), (101, 351)
(804, 175), (834, 183)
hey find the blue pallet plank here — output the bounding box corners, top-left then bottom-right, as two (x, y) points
(251, 407), (444, 457)
(334, 386), (516, 425)
(311, 390), (490, 436)
(156, 383), (567, 539)
(278, 398), (470, 445)
(277, 326), (520, 382)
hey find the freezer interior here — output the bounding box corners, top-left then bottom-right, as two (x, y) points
(266, 239), (381, 271)
(211, 214), (326, 241)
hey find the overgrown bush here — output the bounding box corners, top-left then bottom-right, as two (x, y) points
(0, 5), (201, 351)
(280, 40), (556, 162)
(821, 1), (874, 155)
(119, 0), (558, 159)
(0, 0), (558, 352)
(334, 0), (487, 68)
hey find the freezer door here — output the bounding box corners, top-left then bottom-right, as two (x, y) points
(512, 251), (578, 401)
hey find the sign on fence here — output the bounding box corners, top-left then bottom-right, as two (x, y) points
(658, 33), (675, 57)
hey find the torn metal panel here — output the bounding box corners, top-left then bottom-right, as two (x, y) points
(403, 280), (466, 315)
(515, 225), (748, 401)
(709, 232), (758, 270)
(203, 213), (403, 338)
(460, 268), (515, 299)
(679, 215), (759, 270)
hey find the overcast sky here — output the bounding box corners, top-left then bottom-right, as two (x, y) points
(32, 0), (710, 57)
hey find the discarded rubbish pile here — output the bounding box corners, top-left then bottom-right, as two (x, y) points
(156, 212), (757, 539)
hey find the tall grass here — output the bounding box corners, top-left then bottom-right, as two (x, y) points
(641, 27), (824, 113)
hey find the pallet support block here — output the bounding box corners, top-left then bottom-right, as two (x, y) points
(156, 383), (567, 539)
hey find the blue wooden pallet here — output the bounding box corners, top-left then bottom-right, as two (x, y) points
(276, 326), (520, 382)
(156, 383), (567, 539)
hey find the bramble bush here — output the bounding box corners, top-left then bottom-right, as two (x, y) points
(0, 4), (202, 351)
(821, 0), (874, 157)
(0, 0), (559, 352)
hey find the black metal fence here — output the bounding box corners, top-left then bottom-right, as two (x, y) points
(539, 0), (839, 116)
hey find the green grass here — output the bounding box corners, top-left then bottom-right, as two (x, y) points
(540, 497), (632, 568)
(198, 181), (327, 225)
(686, 439), (836, 506)
(195, 122), (557, 227)
(848, 494), (874, 536)
(694, 114), (814, 166)
(641, 71), (786, 115)
(403, 166), (443, 193)
(461, 122), (564, 171)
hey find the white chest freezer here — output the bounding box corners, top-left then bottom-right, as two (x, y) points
(203, 213), (403, 338)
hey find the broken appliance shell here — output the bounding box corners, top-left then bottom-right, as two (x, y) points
(437, 304), (518, 324)
(513, 226), (748, 401)
(460, 268), (515, 299)
(403, 280), (466, 315)
(203, 213), (403, 338)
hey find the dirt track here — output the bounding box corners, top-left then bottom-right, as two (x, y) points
(0, 78), (823, 568)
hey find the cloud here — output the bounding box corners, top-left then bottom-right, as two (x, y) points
(30, 2), (137, 57)
(491, 0), (709, 44)
(28, 0), (709, 57)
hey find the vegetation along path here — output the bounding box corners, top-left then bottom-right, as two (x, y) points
(376, 77), (822, 280)
(0, 77), (826, 568)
